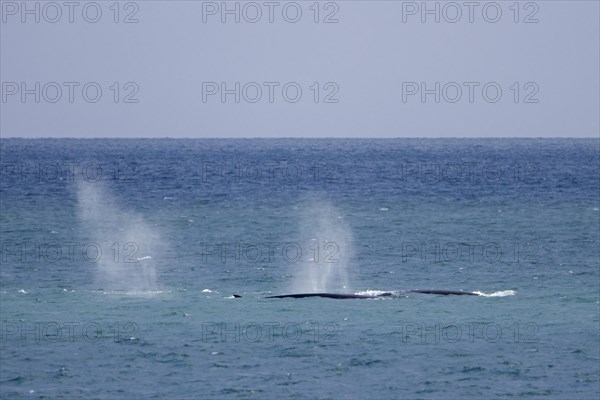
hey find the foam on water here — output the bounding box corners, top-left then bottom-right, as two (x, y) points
(354, 289), (517, 298)
(473, 290), (517, 297)
(354, 290), (388, 297)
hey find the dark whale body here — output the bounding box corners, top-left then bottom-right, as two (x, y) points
(266, 290), (479, 299)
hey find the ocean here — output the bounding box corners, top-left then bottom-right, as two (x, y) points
(0, 138), (598, 399)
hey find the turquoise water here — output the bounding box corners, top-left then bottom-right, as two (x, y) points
(1, 139), (599, 399)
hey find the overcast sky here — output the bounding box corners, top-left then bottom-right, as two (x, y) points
(1, 0), (598, 138)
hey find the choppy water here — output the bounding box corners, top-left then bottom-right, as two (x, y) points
(1, 138), (598, 399)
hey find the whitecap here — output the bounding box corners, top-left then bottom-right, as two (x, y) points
(354, 290), (387, 297)
(473, 290), (516, 297)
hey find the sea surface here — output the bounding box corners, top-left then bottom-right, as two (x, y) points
(0, 138), (599, 399)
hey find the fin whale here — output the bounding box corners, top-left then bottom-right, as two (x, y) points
(266, 290), (479, 299)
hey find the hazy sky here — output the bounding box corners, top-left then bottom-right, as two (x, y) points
(1, 0), (599, 138)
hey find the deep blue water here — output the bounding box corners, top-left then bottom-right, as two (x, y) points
(0, 138), (599, 399)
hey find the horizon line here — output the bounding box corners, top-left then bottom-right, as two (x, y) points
(1, 136), (599, 140)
